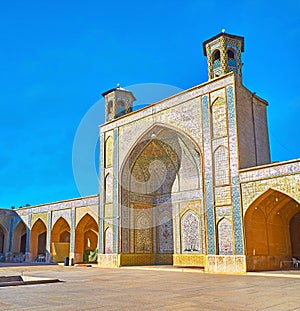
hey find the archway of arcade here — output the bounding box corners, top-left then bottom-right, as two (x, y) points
(119, 125), (205, 265)
(51, 217), (70, 263)
(30, 219), (47, 260)
(0, 225), (8, 254)
(244, 189), (300, 271)
(12, 221), (27, 254)
(75, 214), (98, 263)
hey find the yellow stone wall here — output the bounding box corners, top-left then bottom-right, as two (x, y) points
(119, 254), (173, 266)
(173, 254), (206, 267)
(52, 242), (70, 262)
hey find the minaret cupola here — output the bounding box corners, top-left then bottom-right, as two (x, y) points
(202, 30), (244, 80)
(102, 84), (136, 123)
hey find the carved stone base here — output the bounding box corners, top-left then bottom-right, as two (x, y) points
(97, 254), (247, 273)
(206, 255), (246, 273)
(98, 254), (119, 267)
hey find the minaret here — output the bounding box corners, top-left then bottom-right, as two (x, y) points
(202, 30), (244, 80)
(102, 84), (136, 122)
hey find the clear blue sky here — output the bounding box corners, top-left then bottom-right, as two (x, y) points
(0, 0), (299, 208)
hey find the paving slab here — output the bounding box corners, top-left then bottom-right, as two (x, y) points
(0, 265), (299, 310)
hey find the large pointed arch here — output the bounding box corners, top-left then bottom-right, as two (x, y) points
(30, 218), (47, 261)
(0, 224), (9, 254)
(51, 217), (70, 263)
(12, 220), (27, 254)
(244, 189), (300, 271)
(120, 124), (204, 264)
(75, 213), (98, 263)
(120, 123), (202, 176)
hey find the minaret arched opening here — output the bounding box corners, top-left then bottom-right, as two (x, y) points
(212, 50), (221, 65)
(227, 49), (235, 59)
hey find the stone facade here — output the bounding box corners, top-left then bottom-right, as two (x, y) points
(1, 32), (299, 273)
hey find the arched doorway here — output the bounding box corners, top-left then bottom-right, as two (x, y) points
(244, 189), (300, 271)
(51, 217), (70, 263)
(75, 214), (98, 263)
(12, 221), (27, 254)
(0, 225), (5, 254)
(30, 219), (47, 261)
(120, 125), (204, 265)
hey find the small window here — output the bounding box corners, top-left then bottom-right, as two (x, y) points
(227, 49), (235, 59)
(116, 100), (125, 117)
(213, 50), (221, 62)
(107, 100), (114, 120)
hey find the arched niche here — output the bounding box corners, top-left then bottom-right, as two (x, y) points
(75, 213), (98, 263)
(244, 189), (300, 271)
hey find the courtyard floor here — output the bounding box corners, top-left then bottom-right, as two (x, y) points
(0, 264), (299, 310)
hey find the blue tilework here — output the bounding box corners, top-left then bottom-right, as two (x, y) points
(228, 59), (236, 67)
(46, 212), (51, 256)
(202, 95), (216, 254)
(98, 133), (105, 253)
(70, 208), (75, 254)
(226, 85), (244, 255)
(26, 215), (32, 253)
(8, 218), (14, 252)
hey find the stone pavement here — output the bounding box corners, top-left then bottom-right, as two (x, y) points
(0, 264), (299, 310)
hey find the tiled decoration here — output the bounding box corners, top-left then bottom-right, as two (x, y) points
(227, 85), (244, 255)
(202, 94), (216, 254)
(157, 216), (173, 254)
(98, 132), (105, 253)
(135, 212), (152, 253)
(213, 146), (229, 186)
(31, 213), (48, 228)
(104, 227), (113, 254)
(113, 128), (119, 253)
(70, 208), (75, 255)
(180, 210), (200, 253)
(212, 97), (227, 138)
(105, 136), (113, 168)
(214, 186), (231, 206)
(204, 34), (243, 80)
(105, 173), (113, 203)
(217, 218), (233, 255)
(240, 161), (300, 211)
(52, 210), (71, 228)
(76, 206), (98, 226)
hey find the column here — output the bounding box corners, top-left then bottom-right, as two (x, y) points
(69, 207), (76, 263)
(8, 217), (14, 253)
(25, 214), (31, 261)
(46, 211), (52, 263)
